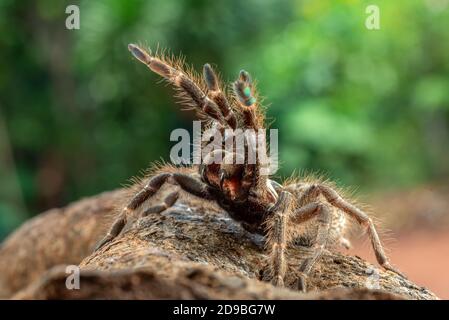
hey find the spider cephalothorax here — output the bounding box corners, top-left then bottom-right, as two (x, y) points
(95, 44), (405, 291)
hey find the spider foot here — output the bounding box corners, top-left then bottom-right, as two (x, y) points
(382, 262), (407, 279)
(94, 234), (115, 252)
(296, 272), (308, 293)
(258, 266), (285, 287)
(271, 275), (284, 287)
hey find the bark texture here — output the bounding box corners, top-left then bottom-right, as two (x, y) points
(0, 186), (438, 300)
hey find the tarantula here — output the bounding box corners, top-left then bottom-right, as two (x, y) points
(95, 43), (404, 291)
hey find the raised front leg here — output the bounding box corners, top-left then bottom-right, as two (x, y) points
(128, 44), (228, 126)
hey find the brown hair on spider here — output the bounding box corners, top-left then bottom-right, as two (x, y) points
(95, 43), (405, 292)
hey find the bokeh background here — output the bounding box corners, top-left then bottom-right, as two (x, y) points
(1, 0), (448, 297)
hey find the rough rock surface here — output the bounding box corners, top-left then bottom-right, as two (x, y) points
(0, 185), (438, 300)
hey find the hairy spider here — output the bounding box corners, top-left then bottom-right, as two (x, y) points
(95, 43), (405, 291)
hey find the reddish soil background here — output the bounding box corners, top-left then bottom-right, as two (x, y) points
(349, 185), (449, 299)
(349, 229), (449, 299)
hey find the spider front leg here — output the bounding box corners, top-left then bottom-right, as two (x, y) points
(128, 44), (227, 126)
(203, 63), (237, 129)
(302, 183), (406, 278)
(94, 171), (212, 251)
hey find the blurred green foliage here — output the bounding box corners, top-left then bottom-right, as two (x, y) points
(0, 0), (448, 239)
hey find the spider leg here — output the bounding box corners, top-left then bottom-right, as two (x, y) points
(291, 202), (332, 292)
(203, 64), (237, 129)
(233, 70), (260, 129)
(234, 70), (269, 192)
(234, 70), (257, 108)
(93, 211), (127, 252)
(94, 172), (171, 251)
(266, 191), (294, 286)
(94, 172), (212, 251)
(141, 191), (179, 217)
(302, 184), (405, 278)
(128, 44), (226, 126)
(267, 194), (332, 291)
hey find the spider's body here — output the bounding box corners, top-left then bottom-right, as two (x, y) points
(209, 181), (274, 235)
(95, 44), (404, 291)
